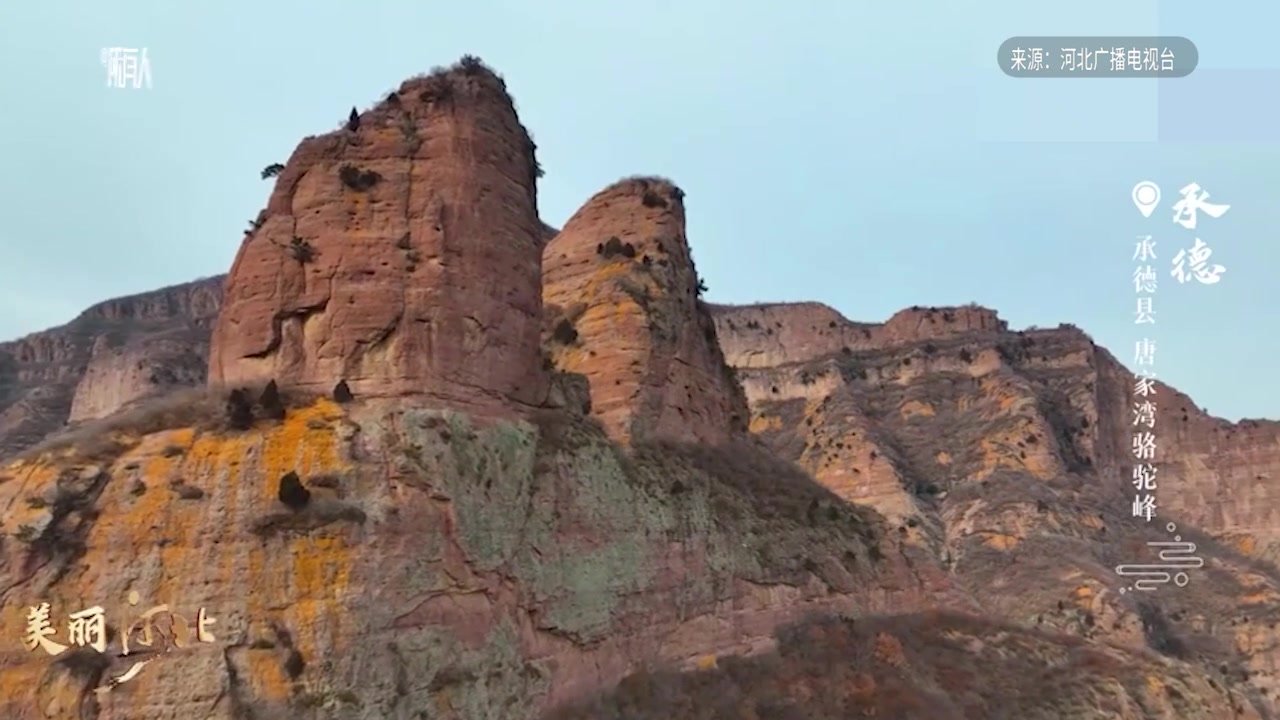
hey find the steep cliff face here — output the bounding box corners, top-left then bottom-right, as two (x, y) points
(712, 302), (1006, 370)
(68, 329), (211, 424)
(0, 277), (223, 456)
(208, 60), (547, 415)
(713, 302), (1280, 542)
(1092, 347), (1280, 564)
(0, 398), (930, 720)
(3, 57), (1277, 720)
(541, 177), (748, 446)
(713, 301), (1280, 714)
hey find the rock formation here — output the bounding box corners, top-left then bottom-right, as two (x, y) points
(0, 399), (929, 719)
(0, 276), (222, 456)
(68, 332), (209, 423)
(713, 301), (1280, 563)
(714, 301), (1280, 709)
(542, 177), (747, 446)
(0, 59), (1277, 720)
(208, 60), (547, 416)
(712, 301), (1006, 370)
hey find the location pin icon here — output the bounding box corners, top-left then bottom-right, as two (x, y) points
(1132, 181), (1160, 218)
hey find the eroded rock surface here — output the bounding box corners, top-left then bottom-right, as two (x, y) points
(1, 58), (1276, 720)
(712, 302), (1006, 370)
(0, 277), (222, 456)
(714, 301), (1280, 714)
(542, 177), (747, 445)
(68, 333), (210, 423)
(208, 61), (547, 416)
(0, 399), (930, 719)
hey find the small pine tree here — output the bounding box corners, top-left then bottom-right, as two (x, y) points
(259, 380), (285, 421)
(277, 471), (311, 510)
(332, 380), (354, 403)
(225, 389), (254, 431)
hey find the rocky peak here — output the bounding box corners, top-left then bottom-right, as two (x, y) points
(881, 304), (1006, 341)
(542, 177), (748, 445)
(209, 57), (547, 415)
(712, 302), (1008, 369)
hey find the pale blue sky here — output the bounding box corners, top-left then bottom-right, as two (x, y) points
(0, 1), (1275, 420)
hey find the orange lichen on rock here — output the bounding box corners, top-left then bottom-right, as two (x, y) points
(244, 649), (293, 701)
(0, 395), (357, 714)
(287, 535), (354, 643)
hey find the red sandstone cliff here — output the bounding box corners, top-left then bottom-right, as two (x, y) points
(209, 61), (546, 415)
(713, 301), (1280, 709)
(542, 177), (747, 446)
(0, 277), (222, 456)
(712, 301), (1280, 561)
(0, 58), (1275, 720)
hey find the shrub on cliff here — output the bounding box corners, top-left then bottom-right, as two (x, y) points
(418, 74), (454, 104)
(641, 189), (668, 208)
(15, 386), (320, 466)
(458, 54), (486, 75)
(552, 319), (579, 345)
(288, 237), (315, 263)
(338, 164), (382, 191)
(225, 389), (254, 431)
(260, 163), (285, 179)
(259, 380), (286, 420)
(598, 237), (636, 260)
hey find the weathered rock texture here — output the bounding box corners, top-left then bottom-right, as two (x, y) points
(542, 177), (747, 446)
(209, 61), (547, 415)
(713, 301), (1280, 713)
(1, 59), (1277, 720)
(0, 277), (222, 456)
(68, 333), (210, 423)
(0, 399), (936, 719)
(712, 301), (1006, 370)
